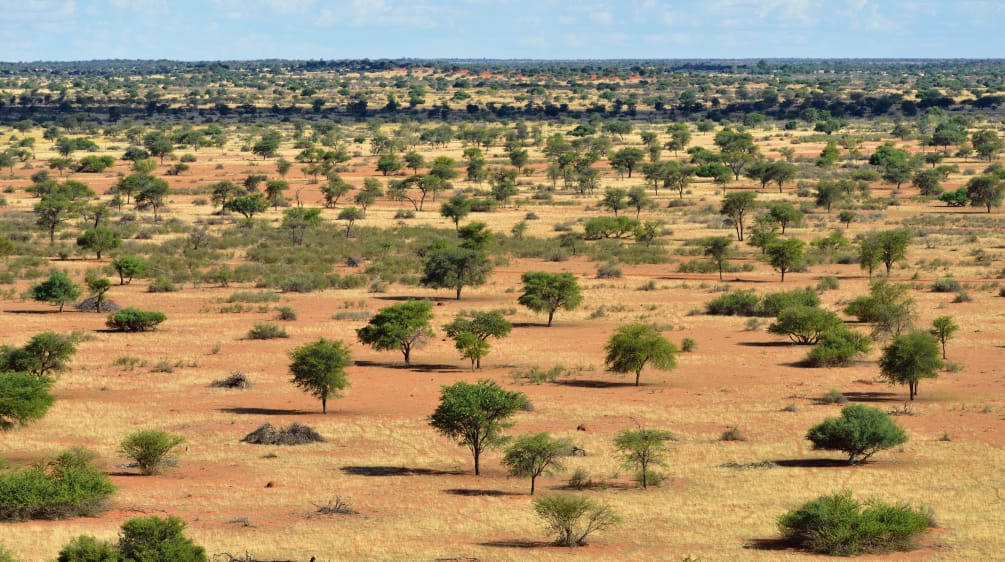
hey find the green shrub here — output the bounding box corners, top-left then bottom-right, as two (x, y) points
(819, 388), (848, 404)
(119, 430), (185, 475)
(816, 275), (840, 291)
(760, 287), (820, 317)
(106, 308), (166, 332)
(118, 516), (207, 561)
(596, 262), (622, 279)
(274, 306), (297, 321)
(806, 404), (907, 464)
(567, 468), (593, 490)
(680, 337), (696, 352)
(147, 276), (176, 293)
(511, 365), (572, 385)
(768, 306), (843, 345)
(705, 290), (760, 316)
(227, 290), (279, 303)
(533, 494), (619, 547)
(778, 491), (931, 555)
(804, 327), (871, 367)
(56, 535), (119, 562)
(930, 277), (961, 293)
(0, 448), (114, 521)
(0, 545), (16, 562)
(245, 323), (288, 340)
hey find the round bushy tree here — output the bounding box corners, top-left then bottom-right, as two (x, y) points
(806, 404), (907, 464)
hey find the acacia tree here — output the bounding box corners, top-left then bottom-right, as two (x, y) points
(0, 331), (77, 377)
(518, 271), (583, 327)
(613, 428), (673, 490)
(965, 174), (1004, 213)
(76, 226), (121, 259)
(356, 300), (435, 367)
(875, 230), (910, 276)
(533, 494), (619, 547)
(503, 433), (568, 495)
(443, 310), (512, 369)
(929, 315), (959, 360)
(720, 191), (757, 241)
(440, 194), (472, 230)
(288, 338), (351, 414)
(701, 236), (733, 280)
(879, 331), (944, 400)
(85, 274), (112, 313)
(421, 246), (492, 300)
(135, 177), (170, 221)
(111, 256), (148, 285)
(0, 371), (55, 431)
(806, 404), (907, 464)
(603, 324), (678, 386)
(31, 270), (81, 312)
(428, 379), (527, 475)
(765, 238), (805, 282)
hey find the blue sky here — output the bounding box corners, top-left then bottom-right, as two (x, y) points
(1, 0), (1002, 61)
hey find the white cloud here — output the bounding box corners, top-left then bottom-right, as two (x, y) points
(590, 10), (614, 24)
(264, 0), (316, 15)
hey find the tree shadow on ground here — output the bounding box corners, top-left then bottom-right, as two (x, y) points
(371, 295), (451, 303)
(3, 309), (59, 314)
(743, 537), (801, 551)
(478, 540), (554, 549)
(553, 379), (640, 389)
(353, 360), (461, 373)
(770, 458), (852, 468)
(840, 391), (900, 403)
(340, 466), (462, 477)
(444, 488), (522, 497)
(218, 407), (308, 415)
(511, 322), (546, 328)
(737, 341), (798, 347)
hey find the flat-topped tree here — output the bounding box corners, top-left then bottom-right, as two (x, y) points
(356, 300), (434, 367)
(518, 271), (583, 327)
(31, 270), (81, 312)
(604, 323), (678, 386)
(288, 338), (351, 414)
(429, 379), (526, 476)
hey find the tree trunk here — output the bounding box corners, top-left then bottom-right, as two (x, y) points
(635, 370), (641, 386)
(473, 449), (480, 476)
(456, 286), (462, 300)
(547, 310), (554, 327)
(322, 397), (327, 414)
(403, 346), (411, 367)
(530, 475), (536, 495)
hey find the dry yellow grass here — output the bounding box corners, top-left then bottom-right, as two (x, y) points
(1, 123), (1004, 562)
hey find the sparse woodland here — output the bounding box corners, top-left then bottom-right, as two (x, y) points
(2, 59), (1005, 560)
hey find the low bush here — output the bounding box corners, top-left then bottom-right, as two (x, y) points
(705, 290), (760, 316)
(760, 287), (820, 317)
(58, 515), (207, 562)
(208, 372), (251, 389)
(119, 430), (185, 475)
(241, 423), (324, 445)
(274, 306), (297, 321)
(146, 276), (177, 293)
(0, 447), (114, 521)
(816, 275), (840, 291)
(106, 308), (166, 332)
(245, 323), (288, 340)
(930, 277), (961, 293)
(804, 327), (871, 367)
(596, 262), (622, 279)
(680, 337), (697, 352)
(778, 490), (931, 555)
(533, 494), (619, 547)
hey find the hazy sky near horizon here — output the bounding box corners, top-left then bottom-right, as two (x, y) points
(1, 0), (1002, 61)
